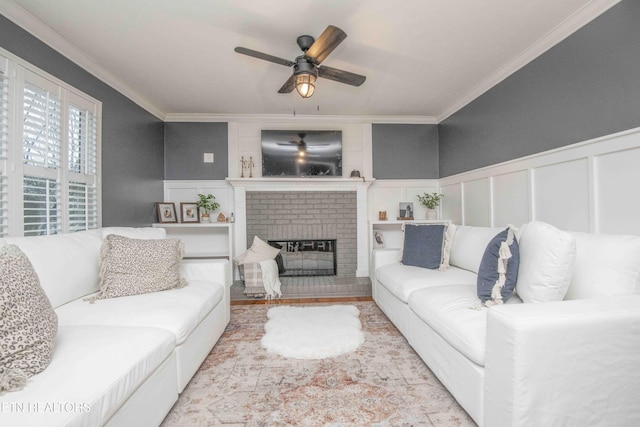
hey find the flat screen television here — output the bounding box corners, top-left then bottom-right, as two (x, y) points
(261, 130), (342, 177)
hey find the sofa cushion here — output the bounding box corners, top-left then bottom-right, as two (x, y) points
(93, 234), (187, 301)
(376, 263), (477, 303)
(0, 325), (174, 426)
(0, 229), (103, 308)
(409, 285), (489, 366)
(564, 231), (640, 300)
(57, 280), (224, 345)
(0, 245), (58, 389)
(401, 223), (447, 269)
(477, 228), (519, 305)
(449, 226), (506, 273)
(516, 221), (576, 303)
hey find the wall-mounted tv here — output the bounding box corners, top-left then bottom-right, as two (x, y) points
(261, 130), (342, 177)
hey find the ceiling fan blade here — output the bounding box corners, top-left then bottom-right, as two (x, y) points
(306, 25), (347, 64)
(318, 65), (366, 87)
(277, 74), (296, 93)
(234, 47), (295, 67)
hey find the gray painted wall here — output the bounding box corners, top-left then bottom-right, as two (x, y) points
(164, 122), (228, 179)
(439, 0), (640, 177)
(372, 124), (439, 179)
(0, 14), (164, 226)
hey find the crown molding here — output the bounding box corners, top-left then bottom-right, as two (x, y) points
(163, 113), (438, 124)
(436, 0), (621, 123)
(0, 0), (167, 120)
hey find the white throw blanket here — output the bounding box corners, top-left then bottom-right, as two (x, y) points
(258, 259), (282, 299)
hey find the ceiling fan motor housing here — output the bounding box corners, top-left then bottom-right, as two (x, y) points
(296, 35), (315, 52)
(294, 57), (317, 77)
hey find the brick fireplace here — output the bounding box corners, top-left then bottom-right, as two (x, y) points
(246, 191), (356, 277)
(227, 178), (373, 279)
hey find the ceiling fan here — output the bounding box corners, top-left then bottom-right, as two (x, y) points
(234, 25), (366, 98)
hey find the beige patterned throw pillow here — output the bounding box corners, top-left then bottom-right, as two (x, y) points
(0, 245), (58, 392)
(92, 234), (187, 302)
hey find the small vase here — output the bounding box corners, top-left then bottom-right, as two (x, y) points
(426, 209), (438, 220)
(201, 213), (211, 223)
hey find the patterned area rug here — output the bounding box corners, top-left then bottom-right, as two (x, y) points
(161, 301), (477, 426)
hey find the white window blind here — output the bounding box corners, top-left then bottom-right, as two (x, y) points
(0, 63), (8, 237)
(68, 104), (97, 175)
(23, 176), (60, 236)
(23, 81), (61, 169)
(22, 78), (62, 236)
(68, 181), (97, 232)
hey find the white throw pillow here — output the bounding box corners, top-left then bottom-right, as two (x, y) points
(515, 221), (576, 303)
(449, 225), (505, 273)
(564, 231), (640, 299)
(236, 236), (280, 265)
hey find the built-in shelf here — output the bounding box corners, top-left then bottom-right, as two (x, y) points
(369, 219), (450, 252)
(152, 222), (233, 261)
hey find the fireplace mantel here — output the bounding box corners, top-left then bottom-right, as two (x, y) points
(226, 177), (374, 192)
(228, 177), (373, 278)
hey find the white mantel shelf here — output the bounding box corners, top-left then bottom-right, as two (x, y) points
(226, 177), (374, 191)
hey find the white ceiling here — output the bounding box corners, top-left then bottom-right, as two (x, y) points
(1, 0), (619, 121)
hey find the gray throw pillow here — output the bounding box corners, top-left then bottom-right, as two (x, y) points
(477, 227), (519, 305)
(92, 234), (187, 302)
(401, 224), (446, 269)
(0, 245), (58, 392)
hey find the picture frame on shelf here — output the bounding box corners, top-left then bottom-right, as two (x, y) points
(373, 230), (385, 248)
(180, 202), (199, 223)
(156, 202), (177, 223)
(398, 202), (414, 220)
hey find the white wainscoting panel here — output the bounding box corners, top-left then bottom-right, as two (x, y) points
(492, 170), (529, 227)
(441, 183), (463, 225)
(595, 147), (640, 234)
(533, 159), (590, 232)
(438, 126), (640, 234)
(463, 178), (491, 227)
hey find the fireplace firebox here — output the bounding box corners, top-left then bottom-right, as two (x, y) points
(269, 239), (337, 277)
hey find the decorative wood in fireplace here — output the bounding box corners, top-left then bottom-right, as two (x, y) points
(269, 239), (337, 277)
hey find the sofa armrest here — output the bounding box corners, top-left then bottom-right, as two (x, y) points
(181, 259), (230, 288)
(372, 248), (402, 270)
(484, 296), (640, 427)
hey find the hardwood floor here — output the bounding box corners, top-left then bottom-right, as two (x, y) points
(231, 295), (373, 305)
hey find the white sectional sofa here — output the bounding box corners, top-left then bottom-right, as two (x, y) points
(372, 221), (640, 427)
(0, 227), (230, 427)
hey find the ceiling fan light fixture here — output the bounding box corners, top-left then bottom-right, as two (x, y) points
(295, 72), (316, 98)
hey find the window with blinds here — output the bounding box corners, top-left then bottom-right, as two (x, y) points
(0, 48), (101, 237)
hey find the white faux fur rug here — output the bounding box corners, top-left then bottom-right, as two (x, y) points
(261, 305), (364, 359)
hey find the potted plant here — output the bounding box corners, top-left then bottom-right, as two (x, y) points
(416, 192), (443, 220)
(196, 193), (220, 222)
